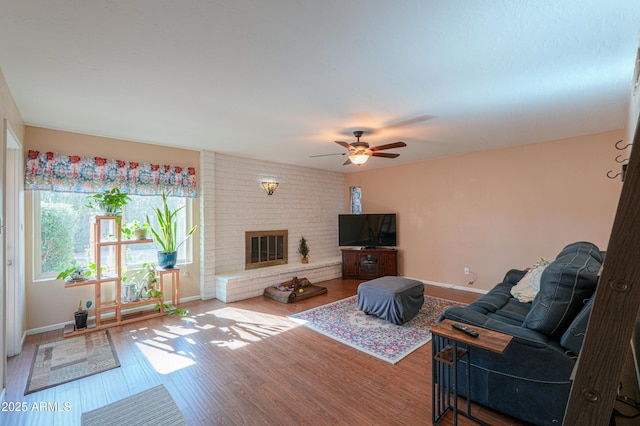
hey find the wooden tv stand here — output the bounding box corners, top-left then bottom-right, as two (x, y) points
(341, 248), (398, 279)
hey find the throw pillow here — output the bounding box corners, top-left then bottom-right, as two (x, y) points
(510, 258), (550, 303)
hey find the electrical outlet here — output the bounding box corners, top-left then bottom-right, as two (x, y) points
(464, 267), (470, 275)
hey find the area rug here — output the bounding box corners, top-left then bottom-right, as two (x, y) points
(82, 385), (188, 426)
(25, 330), (120, 395)
(290, 295), (463, 364)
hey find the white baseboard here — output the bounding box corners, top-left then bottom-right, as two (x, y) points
(403, 276), (488, 295)
(26, 295), (205, 336)
(27, 321), (68, 335)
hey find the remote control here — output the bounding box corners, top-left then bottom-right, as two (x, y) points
(452, 323), (479, 338)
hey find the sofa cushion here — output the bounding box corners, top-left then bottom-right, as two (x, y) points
(523, 242), (603, 339)
(458, 280), (532, 326)
(560, 293), (595, 355)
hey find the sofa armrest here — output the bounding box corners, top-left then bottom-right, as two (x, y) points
(441, 306), (549, 349)
(503, 269), (527, 286)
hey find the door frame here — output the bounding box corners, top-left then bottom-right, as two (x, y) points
(5, 122), (24, 357)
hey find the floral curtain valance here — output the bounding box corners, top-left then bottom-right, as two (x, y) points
(25, 150), (198, 198)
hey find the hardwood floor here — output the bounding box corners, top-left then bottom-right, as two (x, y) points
(0, 278), (629, 425)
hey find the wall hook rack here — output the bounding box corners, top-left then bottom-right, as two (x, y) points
(608, 140), (632, 181)
(607, 164), (628, 181)
(615, 139), (632, 150)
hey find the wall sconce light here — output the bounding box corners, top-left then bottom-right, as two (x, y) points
(262, 181), (279, 195)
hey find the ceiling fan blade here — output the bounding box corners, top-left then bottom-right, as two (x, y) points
(335, 141), (352, 149)
(309, 153), (345, 158)
(343, 158), (352, 165)
(384, 115), (436, 129)
(371, 152), (400, 159)
(370, 142), (407, 151)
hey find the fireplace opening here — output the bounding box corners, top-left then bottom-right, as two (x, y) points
(245, 230), (288, 270)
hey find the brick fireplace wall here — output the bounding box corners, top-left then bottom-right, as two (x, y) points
(201, 152), (345, 301)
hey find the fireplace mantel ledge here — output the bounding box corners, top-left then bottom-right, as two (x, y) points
(215, 257), (342, 303)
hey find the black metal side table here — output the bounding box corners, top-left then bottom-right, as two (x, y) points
(431, 319), (512, 426)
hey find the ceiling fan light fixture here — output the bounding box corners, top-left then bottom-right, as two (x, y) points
(317, 130), (405, 166)
(348, 153), (370, 165)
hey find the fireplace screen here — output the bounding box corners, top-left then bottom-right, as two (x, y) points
(245, 230), (288, 269)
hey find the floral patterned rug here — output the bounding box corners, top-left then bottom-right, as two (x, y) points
(290, 295), (463, 364)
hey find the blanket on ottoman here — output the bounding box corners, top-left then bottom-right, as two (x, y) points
(358, 277), (424, 325)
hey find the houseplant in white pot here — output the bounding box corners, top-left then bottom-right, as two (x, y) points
(146, 192), (197, 269)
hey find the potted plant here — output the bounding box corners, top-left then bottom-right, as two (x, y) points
(75, 300), (92, 330)
(121, 220), (149, 240)
(57, 261), (106, 283)
(86, 188), (131, 216)
(135, 262), (160, 299)
(128, 262), (188, 316)
(146, 192), (197, 269)
(298, 235), (310, 264)
(57, 265), (91, 283)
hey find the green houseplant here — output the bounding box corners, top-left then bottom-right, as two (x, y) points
(86, 188), (131, 216)
(57, 261), (104, 283)
(126, 262), (188, 316)
(146, 192), (197, 269)
(121, 220), (149, 240)
(57, 265), (90, 282)
(298, 235), (310, 264)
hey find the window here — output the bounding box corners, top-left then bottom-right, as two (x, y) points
(34, 191), (194, 280)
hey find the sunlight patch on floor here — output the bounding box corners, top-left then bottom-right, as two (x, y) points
(135, 306), (302, 372)
(204, 306), (301, 349)
(136, 340), (196, 374)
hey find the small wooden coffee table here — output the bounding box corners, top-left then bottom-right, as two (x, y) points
(431, 319), (512, 426)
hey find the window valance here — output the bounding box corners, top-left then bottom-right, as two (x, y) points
(25, 150), (198, 198)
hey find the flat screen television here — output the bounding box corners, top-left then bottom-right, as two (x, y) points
(338, 213), (397, 248)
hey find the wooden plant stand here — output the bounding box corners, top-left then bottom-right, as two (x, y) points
(64, 215), (180, 337)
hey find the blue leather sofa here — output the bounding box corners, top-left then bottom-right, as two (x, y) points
(439, 241), (604, 425)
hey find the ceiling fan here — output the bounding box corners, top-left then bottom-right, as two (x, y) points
(311, 131), (407, 166)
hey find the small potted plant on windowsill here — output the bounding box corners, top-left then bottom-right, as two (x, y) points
(298, 235), (310, 264)
(57, 265), (91, 283)
(86, 187), (131, 217)
(58, 261), (105, 283)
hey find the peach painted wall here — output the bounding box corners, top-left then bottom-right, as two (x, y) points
(24, 126), (201, 331)
(346, 130), (624, 291)
(0, 65), (24, 142)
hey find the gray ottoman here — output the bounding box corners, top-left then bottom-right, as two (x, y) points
(357, 277), (425, 325)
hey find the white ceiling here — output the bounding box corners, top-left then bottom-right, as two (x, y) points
(1, 1), (639, 173)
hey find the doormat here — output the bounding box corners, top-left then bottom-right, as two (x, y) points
(82, 385), (188, 426)
(290, 295), (463, 364)
(25, 330), (120, 395)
